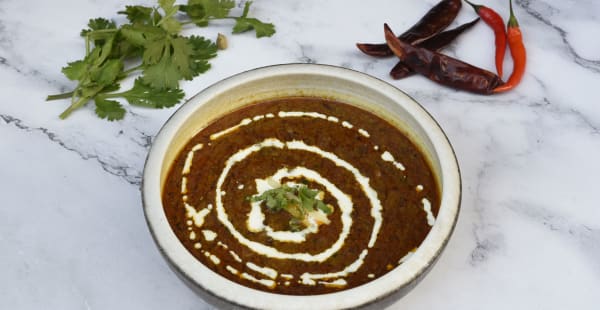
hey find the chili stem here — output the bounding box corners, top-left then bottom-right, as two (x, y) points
(493, 0), (526, 92)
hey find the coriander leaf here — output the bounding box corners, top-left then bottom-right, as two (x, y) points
(249, 184), (331, 231)
(90, 59), (123, 85)
(233, 17), (275, 38)
(300, 186), (318, 199)
(158, 0), (182, 34)
(300, 196), (315, 212)
(95, 97), (125, 121)
(179, 4), (208, 26)
(298, 186), (315, 203)
(61, 60), (86, 81)
(159, 0), (176, 10)
(80, 18), (116, 37)
(112, 31), (143, 59)
(188, 35), (217, 59)
(266, 195), (277, 209)
(142, 56), (181, 89)
(187, 35), (216, 77)
(160, 17), (182, 34)
(122, 23), (166, 44)
(90, 35), (116, 67)
(171, 37), (194, 79)
(316, 201), (332, 214)
(189, 0), (234, 18)
(142, 35), (215, 86)
(80, 18), (118, 47)
(142, 38), (168, 64)
(180, 0), (234, 26)
(118, 5), (155, 25)
(231, 1), (275, 38)
(120, 25), (148, 46)
(117, 78), (184, 108)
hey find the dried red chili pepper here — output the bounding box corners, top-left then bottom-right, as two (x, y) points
(391, 18), (480, 79)
(356, 0), (462, 57)
(464, 0), (507, 77)
(493, 0), (526, 93)
(384, 23), (503, 94)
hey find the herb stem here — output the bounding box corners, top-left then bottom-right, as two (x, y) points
(59, 96), (89, 119)
(46, 91), (75, 101)
(121, 64), (143, 76)
(99, 91), (126, 99)
(87, 29), (120, 35)
(181, 16), (237, 26)
(85, 36), (90, 56)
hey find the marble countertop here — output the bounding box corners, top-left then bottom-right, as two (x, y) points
(2, 0), (599, 308)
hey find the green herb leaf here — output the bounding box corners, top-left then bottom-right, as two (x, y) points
(90, 58), (123, 85)
(117, 78), (184, 108)
(179, 4), (208, 26)
(142, 55), (181, 89)
(188, 35), (216, 77)
(118, 6), (155, 25)
(49, 0), (275, 120)
(250, 184), (332, 231)
(112, 31), (143, 59)
(121, 24), (166, 47)
(142, 38), (168, 64)
(316, 201), (333, 214)
(193, 0), (234, 18)
(233, 17), (275, 38)
(80, 18), (116, 37)
(180, 0), (234, 27)
(170, 37), (194, 79)
(158, 0), (182, 34)
(232, 2), (275, 38)
(90, 35), (116, 67)
(95, 97), (126, 121)
(61, 60), (87, 81)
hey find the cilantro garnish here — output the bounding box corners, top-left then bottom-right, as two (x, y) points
(232, 2), (275, 38)
(47, 0), (276, 121)
(250, 184), (333, 232)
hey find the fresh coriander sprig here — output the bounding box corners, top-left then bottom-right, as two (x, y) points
(47, 0), (275, 121)
(250, 184), (334, 232)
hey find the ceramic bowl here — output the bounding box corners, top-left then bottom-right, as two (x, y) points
(142, 64), (461, 309)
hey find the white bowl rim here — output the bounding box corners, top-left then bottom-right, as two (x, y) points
(142, 63), (461, 310)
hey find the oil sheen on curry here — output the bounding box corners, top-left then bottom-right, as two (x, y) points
(162, 97), (440, 295)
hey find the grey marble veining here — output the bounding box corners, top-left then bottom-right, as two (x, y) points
(1, 0), (599, 309)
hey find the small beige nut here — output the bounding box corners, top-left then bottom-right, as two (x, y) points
(217, 33), (228, 50)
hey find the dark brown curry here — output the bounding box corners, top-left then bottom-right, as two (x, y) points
(162, 97), (439, 295)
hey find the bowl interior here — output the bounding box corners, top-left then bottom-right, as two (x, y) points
(144, 64), (460, 310)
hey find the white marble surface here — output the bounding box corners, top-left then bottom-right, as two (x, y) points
(1, 0), (599, 308)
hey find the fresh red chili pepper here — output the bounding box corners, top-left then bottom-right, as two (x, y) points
(464, 0), (507, 77)
(493, 0), (526, 92)
(384, 23), (503, 94)
(391, 18), (480, 79)
(357, 0), (462, 57)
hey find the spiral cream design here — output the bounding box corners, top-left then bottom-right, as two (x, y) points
(178, 110), (436, 289)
